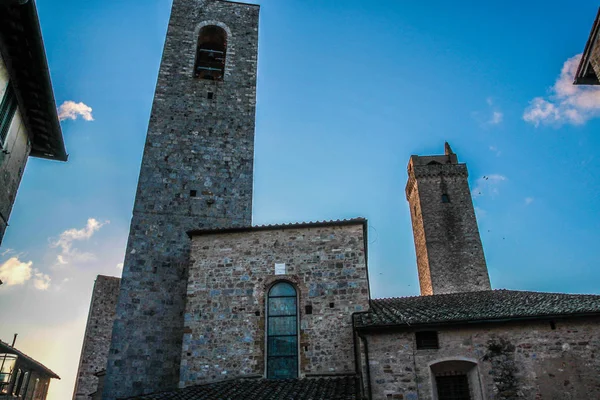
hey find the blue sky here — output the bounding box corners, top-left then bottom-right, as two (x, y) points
(1, 1), (600, 398)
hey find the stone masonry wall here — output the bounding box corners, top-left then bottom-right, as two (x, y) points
(72, 276), (120, 400)
(364, 317), (600, 400)
(103, 1), (259, 398)
(406, 154), (490, 295)
(181, 222), (370, 387)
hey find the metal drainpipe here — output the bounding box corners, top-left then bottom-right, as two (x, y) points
(357, 332), (372, 400)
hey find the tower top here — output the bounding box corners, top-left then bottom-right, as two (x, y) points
(405, 142), (491, 295)
(444, 141), (454, 155)
(407, 143), (459, 173)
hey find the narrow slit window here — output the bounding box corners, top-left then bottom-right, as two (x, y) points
(267, 282), (298, 379)
(194, 26), (227, 81)
(442, 194), (450, 203)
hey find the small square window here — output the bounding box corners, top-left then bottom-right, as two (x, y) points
(416, 331), (439, 349)
(207, 92), (214, 100)
(305, 305), (313, 315)
(190, 190), (197, 197)
(442, 194), (450, 203)
(329, 302), (335, 308)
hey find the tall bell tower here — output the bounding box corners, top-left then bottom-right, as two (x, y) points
(103, 1), (259, 398)
(406, 143), (491, 296)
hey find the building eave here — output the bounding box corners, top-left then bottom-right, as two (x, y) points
(0, 0), (68, 161)
(574, 7), (600, 85)
(354, 311), (600, 333)
(187, 217), (367, 238)
(0, 341), (60, 379)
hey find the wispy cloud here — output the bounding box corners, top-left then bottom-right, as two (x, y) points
(58, 101), (94, 122)
(489, 111), (503, 125)
(51, 218), (109, 265)
(524, 54), (600, 126)
(474, 97), (504, 126)
(0, 257), (32, 286)
(472, 174), (507, 198)
(33, 271), (51, 290)
(489, 145), (502, 157)
(525, 197), (534, 206)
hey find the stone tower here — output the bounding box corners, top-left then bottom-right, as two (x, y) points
(103, 1), (259, 399)
(405, 143), (491, 296)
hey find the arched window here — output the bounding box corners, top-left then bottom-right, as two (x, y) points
(194, 26), (227, 81)
(266, 281), (298, 379)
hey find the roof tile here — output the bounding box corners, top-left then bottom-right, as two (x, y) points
(128, 376), (360, 400)
(354, 290), (600, 328)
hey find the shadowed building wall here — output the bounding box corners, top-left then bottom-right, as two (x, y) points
(103, 1), (259, 398)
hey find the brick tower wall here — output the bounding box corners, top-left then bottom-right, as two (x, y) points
(103, 1), (259, 398)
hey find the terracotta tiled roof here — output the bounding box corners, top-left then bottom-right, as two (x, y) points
(187, 218), (366, 237)
(354, 290), (600, 329)
(128, 376), (360, 400)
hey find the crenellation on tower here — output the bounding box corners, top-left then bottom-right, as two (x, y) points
(406, 143), (491, 296)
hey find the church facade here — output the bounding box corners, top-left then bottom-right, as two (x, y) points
(73, 1), (600, 399)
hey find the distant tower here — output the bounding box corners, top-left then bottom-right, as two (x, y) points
(103, 1), (259, 399)
(405, 143), (491, 295)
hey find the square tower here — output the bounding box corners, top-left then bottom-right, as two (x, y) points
(103, 1), (260, 399)
(405, 143), (491, 295)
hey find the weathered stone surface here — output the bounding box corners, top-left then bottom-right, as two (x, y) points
(362, 317), (600, 400)
(0, 53), (31, 246)
(181, 222), (370, 387)
(73, 276), (120, 400)
(103, 1), (259, 398)
(405, 145), (491, 295)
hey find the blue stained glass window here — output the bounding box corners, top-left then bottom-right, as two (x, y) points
(267, 282), (298, 379)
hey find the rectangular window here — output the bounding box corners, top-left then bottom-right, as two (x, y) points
(416, 331), (439, 349)
(0, 83), (18, 148)
(436, 374), (471, 400)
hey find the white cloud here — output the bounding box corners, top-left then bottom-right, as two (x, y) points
(525, 197), (534, 205)
(116, 263), (123, 270)
(472, 174), (507, 198)
(1, 248), (14, 257)
(57, 101), (94, 122)
(474, 207), (487, 219)
(489, 111), (503, 125)
(51, 218), (109, 265)
(524, 54), (600, 126)
(0, 257), (33, 286)
(489, 145), (502, 157)
(33, 270), (51, 290)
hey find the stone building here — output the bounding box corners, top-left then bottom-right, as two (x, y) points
(72, 276), (120, 400)
(0, 341), (60, 400)
(0, 0), (68, 246)
(74, 1), (600, 399)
